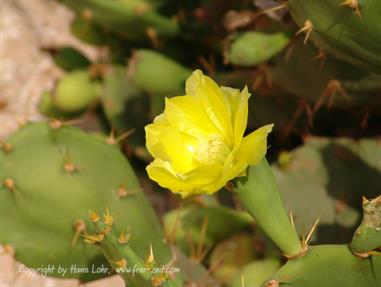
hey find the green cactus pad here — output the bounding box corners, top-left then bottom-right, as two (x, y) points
(271, 39), (381, 106)
(101, 65), (150, 157)
(288, 0), (381, 73)
(262, 245), (381, 287)
(71, 15), (109, 46)
(228, 32), (290, 66)
(61, 0), (179, 40)
(0, 122), (171, 281)
(272, 137), (381, 244)
(232, 258), (281, 287)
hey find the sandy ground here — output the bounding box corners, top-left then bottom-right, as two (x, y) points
(0, 0), (122, 286)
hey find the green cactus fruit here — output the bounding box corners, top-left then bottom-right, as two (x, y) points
(61, 0), (179, 40)
(272, 137), (381, 244)
(39, 90), (79, 119)
(0, 122), (171, 281)
(350, 196), (381, 254)
(164, 204), (253, 255)
(53, 47), (91, 72)
(271, 39), (381, 107)
(38, 90), (90, 119)
(231, 258), (281, 287)
(54, 70), (100, 113)
(288, 0), (381, 73)
(128, 50), (192, 117)
(209, 233), (258, 284)
(236, 159), (303, 258)
(262, 245), (381, 287)
(227, 32), (290, 66)
(128, 50), (192, 96)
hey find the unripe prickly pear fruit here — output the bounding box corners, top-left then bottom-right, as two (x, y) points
(54, 70), (100, 113)
(128, 50), (192, 117)
(350, 196), (381, 255)
(128, 50), (192, 97)
(227, 32), (290, 66)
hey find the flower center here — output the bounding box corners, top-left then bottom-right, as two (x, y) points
(193, 134), (231, 165)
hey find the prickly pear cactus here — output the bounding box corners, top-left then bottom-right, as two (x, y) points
(232, 258), (281, 287)
(39, 70), (101, 117)
(61, 0), (179, 41)
(288, 0), (381, 73)
(52, 47), (91, 72)
(164, 204), (253, 255)
(101, 65), (150, 158)
(209, 233), (258, 284)
(350, 195), (381, 254)
(227, 32), (290, 66)
(0, 121), (171, 280)
(262, 245), (381, 287)
(83, 209), (219, 287)
(128, 50), (191, 97)
(272, 137), (381, 244)
(55, 70), (100, 113)
(271, 39), (381, 107)
(70, 15), (109, 45)
(128, 50), (192, 117)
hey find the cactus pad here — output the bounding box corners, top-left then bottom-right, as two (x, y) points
(272, 137), (381, 244)
(288, 0), (381, 73)
(0, 122), (170, 280)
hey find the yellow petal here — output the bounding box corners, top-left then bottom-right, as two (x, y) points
(181, 164), (223, 188)
(234, 87), (250, 148)
(220, 86), (250, 148)
(221, 160), (248, 187)
(164, 96), (218, 137)
(147, 160), (222, 198)
(218, 150), (248, 185)
(146, 114), (196, 173)
(221, 86), (240, 121)
(145, 114), (170, 161)
(158, 127), (194, 173)
(146, 159), (193, 193)
(236, 124), (274, 165)
(185, 70), (233, 145)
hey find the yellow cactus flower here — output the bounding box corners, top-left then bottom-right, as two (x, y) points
(145, 70), (273, 198)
